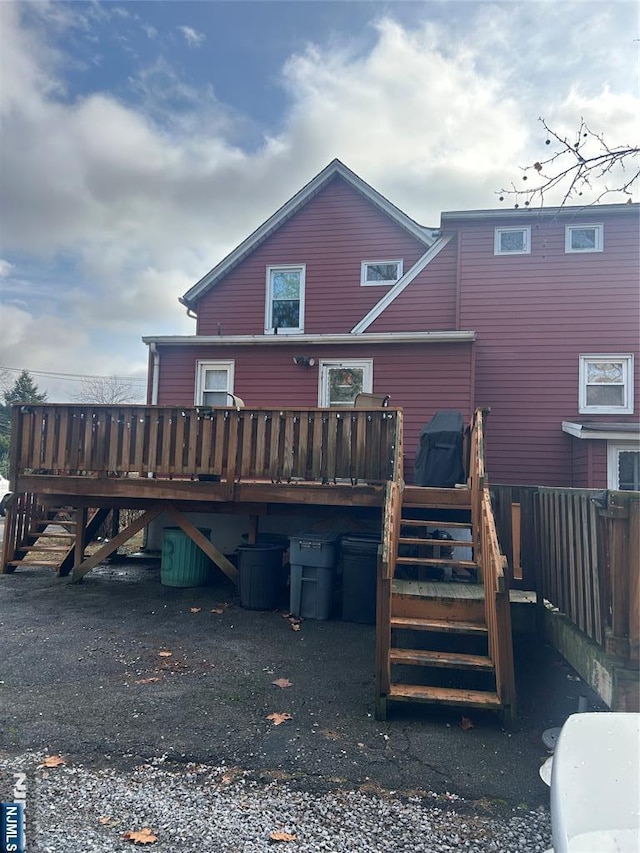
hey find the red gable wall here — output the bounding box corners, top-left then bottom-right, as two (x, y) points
(446, 209), (639, 486)
(195, 176), (428, 336)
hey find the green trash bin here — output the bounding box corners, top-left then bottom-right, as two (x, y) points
(161, 527), (211, 588)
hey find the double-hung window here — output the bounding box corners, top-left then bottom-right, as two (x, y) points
(494, 227), (530, 255)
(265, 265), (305, 334)
(361, 260), (403, 286)
(579, 354), (634, 415)
(565, 224), (603, 253)
(195, 360), (235, 406)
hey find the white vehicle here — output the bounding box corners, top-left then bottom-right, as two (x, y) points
(0, 476), (11, 517)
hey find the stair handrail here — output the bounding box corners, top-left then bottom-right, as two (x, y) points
(470, 408), (516, 719)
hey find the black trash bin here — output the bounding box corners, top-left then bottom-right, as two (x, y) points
(237, 544), (286, 610)
(341, 534), (380, 624)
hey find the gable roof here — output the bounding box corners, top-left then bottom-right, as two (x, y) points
(180, 159), (437, 311)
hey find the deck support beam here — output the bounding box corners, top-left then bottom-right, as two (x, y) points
(163, 503), (238, 585)
(70, 507), (163, 583)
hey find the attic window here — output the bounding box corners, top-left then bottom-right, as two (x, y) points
(565, 224), (603, 253)
(265, 265), (305, 334)
(494, 227), (530, 255)
(361, 260), (403, 286)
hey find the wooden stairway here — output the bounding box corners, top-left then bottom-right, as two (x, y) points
(1, 495), (110, 576)
(375, 411), (516, 722)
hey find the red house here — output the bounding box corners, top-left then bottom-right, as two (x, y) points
(143, 160), (640, 490)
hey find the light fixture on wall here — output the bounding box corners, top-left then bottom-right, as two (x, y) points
(293, 355), (315, 367)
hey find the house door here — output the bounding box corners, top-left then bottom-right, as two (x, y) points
(319, 360), (373, 407)
(607, 442), (640, 490)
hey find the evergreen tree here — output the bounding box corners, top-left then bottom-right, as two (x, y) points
(0, 370), (47, 477)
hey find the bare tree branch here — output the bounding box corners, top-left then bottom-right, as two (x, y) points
(498, 117), (639, 208)
(71, 375), (145, 404)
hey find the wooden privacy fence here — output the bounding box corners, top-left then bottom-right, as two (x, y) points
(492, 484), (640, 662)
(10, 404), (403, 485)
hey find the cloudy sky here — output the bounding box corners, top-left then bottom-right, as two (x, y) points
(0, 0), (638, 401)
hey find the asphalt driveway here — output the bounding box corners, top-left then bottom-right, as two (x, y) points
(0, 555), (603, 811)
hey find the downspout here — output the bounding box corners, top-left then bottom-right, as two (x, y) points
(149, 342), (160, 405)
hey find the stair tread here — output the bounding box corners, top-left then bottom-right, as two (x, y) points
(396, 556), (477, 569)
(390, 649), (494, 670)
(20, 545), (72, 553)
(388, 683), (501, 708)
(400, 519), (471, 528)
(7, 560), (63, 567)
(390, 616), (488, 635)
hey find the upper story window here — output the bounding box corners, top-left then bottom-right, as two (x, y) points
(494, 227), (531, 255)
(579, 354), (634, 415)
(361, 260), (403, 286)
(196, 360), (235, 406)
(565, 224), (603, 253)
(265, 265), (305, 334)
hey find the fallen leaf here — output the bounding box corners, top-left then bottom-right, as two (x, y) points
(190, 607), (202, 613)
(267, 712), (293, 726)
(460, 716), (474, 731)
(157, 651), (172, 658)
(211, 607), (225, 614)
(135, 677), (160, 684)
(41, 755), (65, 768)
(269, 830), (297, 842)
(290, 622), (301, 632)
(272, 678), (293, 689)
(123, 828), (158, 845)
(99, 816), (111, 825)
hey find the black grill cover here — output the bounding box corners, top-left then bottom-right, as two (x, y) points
(413, 410), (465, 488)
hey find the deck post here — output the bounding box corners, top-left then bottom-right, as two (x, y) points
(74, 507), (88, 570)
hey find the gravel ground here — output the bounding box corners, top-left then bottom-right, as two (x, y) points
(1, 751), (551, 853)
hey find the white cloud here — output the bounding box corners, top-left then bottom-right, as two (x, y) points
(178, 25), (205, 48)
(0, 260), (13, 278)
(0, 1), (637, 398)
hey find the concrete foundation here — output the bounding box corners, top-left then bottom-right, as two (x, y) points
(541, 603), (639, 712)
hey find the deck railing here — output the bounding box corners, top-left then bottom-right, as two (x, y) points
(10, 404), (403, 486)
(470, 408), (516, 717)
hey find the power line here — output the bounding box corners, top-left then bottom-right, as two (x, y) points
(0, 366), (147, 384)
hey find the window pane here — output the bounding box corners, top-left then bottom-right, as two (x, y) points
(587, 362), (623, 384)
(366, 263), (399, 282)
(271, 271), (300, 299)
(618, 451), (640, 491)
(204, 369), (228, 391)
(500, 230), (525, 252)
(586, 385), (624, 406)
(272, 299), (300, 329)
(571, 228), (596, 250)
(328, 367), (364, 406)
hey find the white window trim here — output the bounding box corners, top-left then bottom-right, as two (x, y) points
(195, 359), (235, 406)
(607, 441), (640, 490)
(318, 359), (373, 407)
(494, 226), (531, 256)
(360, 259), (404, 286)
(565, 223), (603, 253)
(579, 353), (634, 415)
(265, 264), (305, 335)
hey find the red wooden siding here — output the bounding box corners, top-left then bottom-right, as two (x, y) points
(155, 340), (475, 479)
(195, 176), (427, 336)
(569, 439), (608, 489)
(448, 210), (639, 487)
(367, 238), (458, 332)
